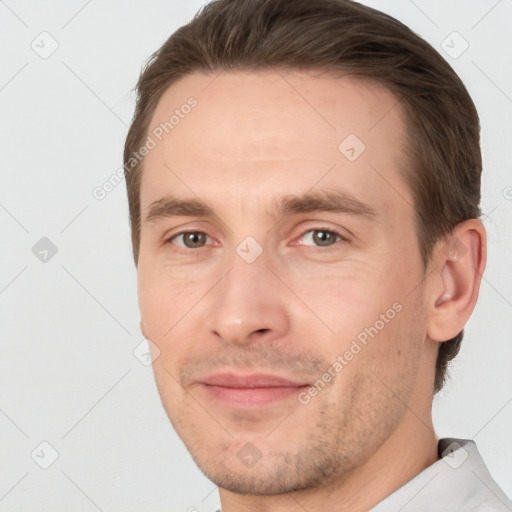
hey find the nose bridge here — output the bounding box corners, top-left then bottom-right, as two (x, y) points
(205, 247), (288, 344)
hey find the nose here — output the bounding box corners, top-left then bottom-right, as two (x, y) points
(204, 251), (290, 346)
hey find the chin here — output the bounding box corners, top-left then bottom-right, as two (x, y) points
(187, 438), (344, 496)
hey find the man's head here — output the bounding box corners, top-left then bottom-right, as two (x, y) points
(124, 0), (486, 501)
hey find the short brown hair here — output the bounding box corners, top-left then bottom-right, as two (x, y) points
(124, 0), (482, 394)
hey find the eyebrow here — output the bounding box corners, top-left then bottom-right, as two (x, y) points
(142, 190), (377, 225)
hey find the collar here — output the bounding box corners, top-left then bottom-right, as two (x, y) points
(369, 437), (512, 511)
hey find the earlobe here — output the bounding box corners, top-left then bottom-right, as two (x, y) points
(427, 219), (486, 342)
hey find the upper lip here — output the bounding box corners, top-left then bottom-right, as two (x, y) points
(201, 372), (308, 388)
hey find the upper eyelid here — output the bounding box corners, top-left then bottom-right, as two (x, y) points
(297, 226), (345, 238)
(168, 230), (214, 243)
(292, 227), (346, 247)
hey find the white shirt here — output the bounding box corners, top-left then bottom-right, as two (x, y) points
(370, 438), (512, 511)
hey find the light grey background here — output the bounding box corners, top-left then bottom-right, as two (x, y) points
(1, 1), (511, 511)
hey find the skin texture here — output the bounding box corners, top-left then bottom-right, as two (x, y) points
(136, 69), (486, 512)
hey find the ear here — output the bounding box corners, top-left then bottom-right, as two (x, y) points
(426, 219), (487, 342)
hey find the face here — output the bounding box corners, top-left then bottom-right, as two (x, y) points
(137, 69), (431, 494)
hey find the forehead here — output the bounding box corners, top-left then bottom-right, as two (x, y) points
(140, 69), (411, 219)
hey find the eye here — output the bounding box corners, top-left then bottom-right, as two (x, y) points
(298, 228), (344, 247)
(168, 231), (211, 249)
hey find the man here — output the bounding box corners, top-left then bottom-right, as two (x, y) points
(123, 0), (512, 510)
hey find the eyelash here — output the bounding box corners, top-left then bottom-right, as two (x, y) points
(165, 227), (347, 252)
(295, 227), (346, 247)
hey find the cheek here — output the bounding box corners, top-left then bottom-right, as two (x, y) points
(138, 269), (166, 336)
(283, 262), (397, 339)
(361, 295), (426, 380)
(328, 302), (424, 414)
(137, 263), (203, 334)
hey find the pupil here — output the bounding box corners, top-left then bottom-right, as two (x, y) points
(313, 230), (334, 246)
(185, 233), (205, 248)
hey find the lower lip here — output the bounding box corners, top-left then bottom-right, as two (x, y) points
(201, 384), (308, 408)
